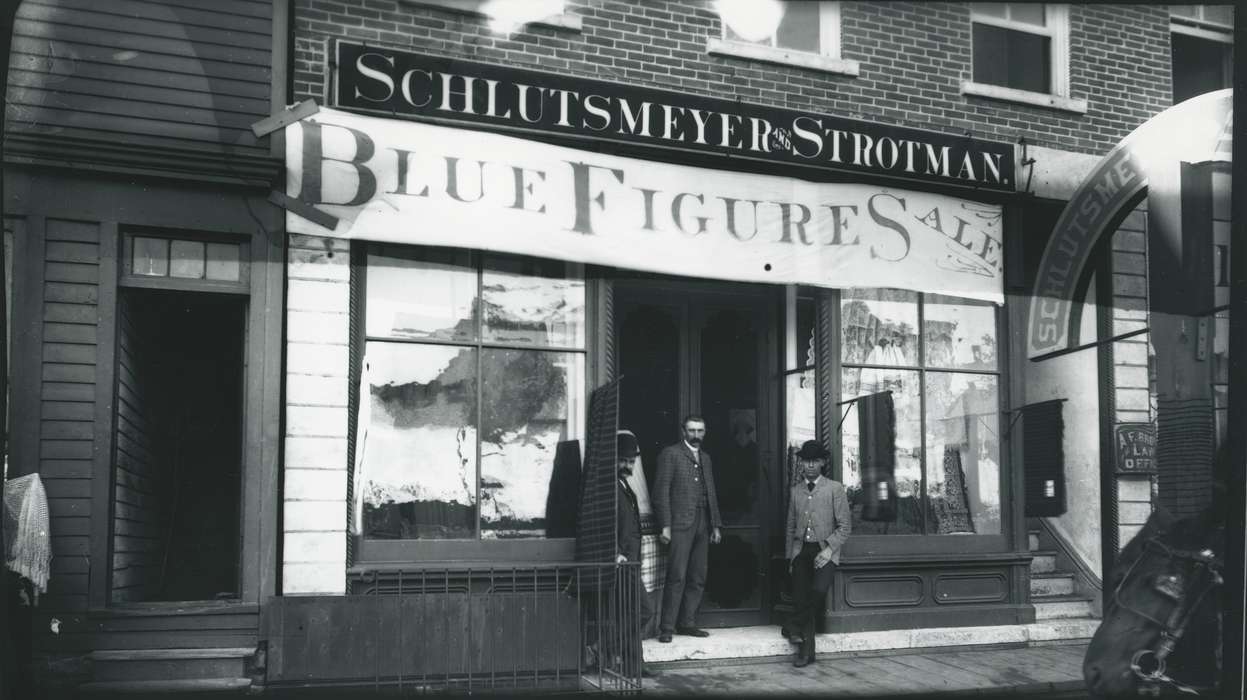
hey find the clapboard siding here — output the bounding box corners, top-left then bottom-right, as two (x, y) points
(111, 297), (170, 603)
(6, 0), (274, 175)
(37, 219), (100, 612)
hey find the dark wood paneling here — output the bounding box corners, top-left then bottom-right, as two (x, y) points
(844, 575), (924, 608)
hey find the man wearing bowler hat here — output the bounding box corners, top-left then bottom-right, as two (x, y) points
(785, 440), (850, 667)
(615, 432), (654, 676)
(652, 415), (722, 643)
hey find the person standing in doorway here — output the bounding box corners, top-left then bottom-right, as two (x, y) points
(615, 431), (654, 676)
(786, 440), (850, 667)
(653, 415), (722, 643)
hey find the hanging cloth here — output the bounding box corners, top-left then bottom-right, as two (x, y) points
(4, 473), (51, 594)
(857, 391), (897, 522)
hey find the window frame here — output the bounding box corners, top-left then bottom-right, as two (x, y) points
(119, 230), (251, 295)
(351, 243), (590, 565)
(833, 289), (1009, 549)
(962, 4), (1087, 114)
(398, 0), (582, 32)
(707, 1), (860, 77)
(1170, 5), (1234, 39)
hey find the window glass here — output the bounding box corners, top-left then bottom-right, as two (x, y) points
(924, 373), (1001, 535)
(133, 237), (169, 277)
(923, 295), (998, 371)
(1171, 33), (1233, 103)
(1201, 5), (1234, 27)
(360, 342), (478, 540)
(972, 23), (1051, 93)
(170, 240), (205, 279)
(482, 257), (585, 348)
(840, 288), (918, 366)
(366, 249), (477, 341)
(360, 247), (587, 547)
(479, 349), (584, 539)
(975, 3), (1007, 18)
(841, 367), (922, 535)
(206, 243), (241, 282)
(775, 1), (820, 52)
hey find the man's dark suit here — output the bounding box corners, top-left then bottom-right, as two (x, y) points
(617, 479), (654, 641)
(652, 443), (722, 634)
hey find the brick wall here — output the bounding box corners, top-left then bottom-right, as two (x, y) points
(293, 0), (1173, 156)
(283, 235), (351, 594)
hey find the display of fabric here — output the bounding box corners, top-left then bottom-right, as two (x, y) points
(857, 391), (897, 522)
(1157, 397), (1216, 520)
(3, 473), (51, 594)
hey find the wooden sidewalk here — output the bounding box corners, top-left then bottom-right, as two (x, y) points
(645, 640), (1088, 696)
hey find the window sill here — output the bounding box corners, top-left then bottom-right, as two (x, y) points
(706, 38), (860, 77)
(961, 81), (1088, 114)
(399, 0), (583, 32)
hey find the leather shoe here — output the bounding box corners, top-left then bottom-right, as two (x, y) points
(675, 626), (710, 638)
(793, 653), (810, 668)
(658, 633), (672, 643)
(641, 666), (655, 678)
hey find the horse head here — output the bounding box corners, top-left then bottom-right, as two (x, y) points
(1083, 507), (1224, 696)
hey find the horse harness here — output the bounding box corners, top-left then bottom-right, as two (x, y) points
(1112, 536), (1224, 695)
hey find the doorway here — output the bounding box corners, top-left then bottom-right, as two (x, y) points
(615, 278), (778, 627)
(109, 289), (246, 603)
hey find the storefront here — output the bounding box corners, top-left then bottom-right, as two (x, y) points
(271, 43), (1035, 644)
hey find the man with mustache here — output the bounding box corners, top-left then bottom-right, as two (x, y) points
(652, 415), (722, 643)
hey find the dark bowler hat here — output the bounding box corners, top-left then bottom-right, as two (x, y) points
(617, 432), (639, 459)
(795, 440), (829, 460)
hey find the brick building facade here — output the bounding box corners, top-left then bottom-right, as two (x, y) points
(2, 0), (1233, 692)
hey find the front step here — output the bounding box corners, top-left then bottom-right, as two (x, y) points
(77, 678), (251, 694)
(1030, 572), (1076, 598)
(1029, 550), (1058, 574)
(1034, 596), (1096, 620)
(88, 647), (254, 685)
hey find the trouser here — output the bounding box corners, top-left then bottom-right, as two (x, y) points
(660, 506), (709, 633)
(788, 542), (835, 659)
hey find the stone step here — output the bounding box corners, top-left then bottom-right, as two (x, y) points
(1030, 573), (1076, 598)
(1034, 597), (1096, 621)
(1030, 550), (1058, 574)
(643, 620), (1101, 665)
(89, 648), (252, 683)
(77, 678), (251, 694)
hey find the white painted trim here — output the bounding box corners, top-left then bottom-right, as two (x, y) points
(399, 0), (583, 32)
(706, 37), (861, 76)
(970, 13), (1056, 37)
(962, 80), (1088, 113)
(1171, 21), (1235, 44)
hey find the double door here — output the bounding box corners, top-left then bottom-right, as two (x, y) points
(615, 279), (778, 627)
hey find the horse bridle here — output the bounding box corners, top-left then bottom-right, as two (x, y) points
(1111, 536), (1224, 695)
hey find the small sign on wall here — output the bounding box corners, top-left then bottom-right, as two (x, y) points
(1115, 423), (1156, 474)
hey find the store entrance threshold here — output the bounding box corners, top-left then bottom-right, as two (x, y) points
(643, 620), (1100, 665)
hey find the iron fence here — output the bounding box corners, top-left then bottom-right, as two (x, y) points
(264, 562), (641, 695)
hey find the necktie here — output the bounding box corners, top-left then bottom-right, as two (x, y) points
(807, 481), (816, 493)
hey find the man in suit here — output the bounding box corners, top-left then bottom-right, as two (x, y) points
(785, 440), (850, 667)
(652, 415), (722, 643)
(615, 432), (654, 675)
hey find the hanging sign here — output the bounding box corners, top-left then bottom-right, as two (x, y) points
(285, 107), (1004, 303)
(1114, 423), (1156, 474)
(332, 41), (1015, 193)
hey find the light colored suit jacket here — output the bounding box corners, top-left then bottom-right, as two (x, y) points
(786, 477), (851, 564)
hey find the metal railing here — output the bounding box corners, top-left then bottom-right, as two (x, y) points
(317, 561), (643, 695)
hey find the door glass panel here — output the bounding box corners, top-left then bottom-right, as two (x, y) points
(701, 308), (759, 527)
(618, 303), (680, 493)
(705, 529), (763, 611)
(169, 240), (205, 279)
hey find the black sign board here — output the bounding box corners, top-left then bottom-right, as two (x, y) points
(332, 41), (1016, 193)
(1115, 423), (1156, 474)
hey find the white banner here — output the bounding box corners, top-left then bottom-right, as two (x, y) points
(286, 108), (1004, 303)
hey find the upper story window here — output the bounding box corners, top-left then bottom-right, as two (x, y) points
(1170, 5), (1234, 104)
(963, 3), (1086, 113)
(399, 0), (581, 32)
(707, 1), (859, 76)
